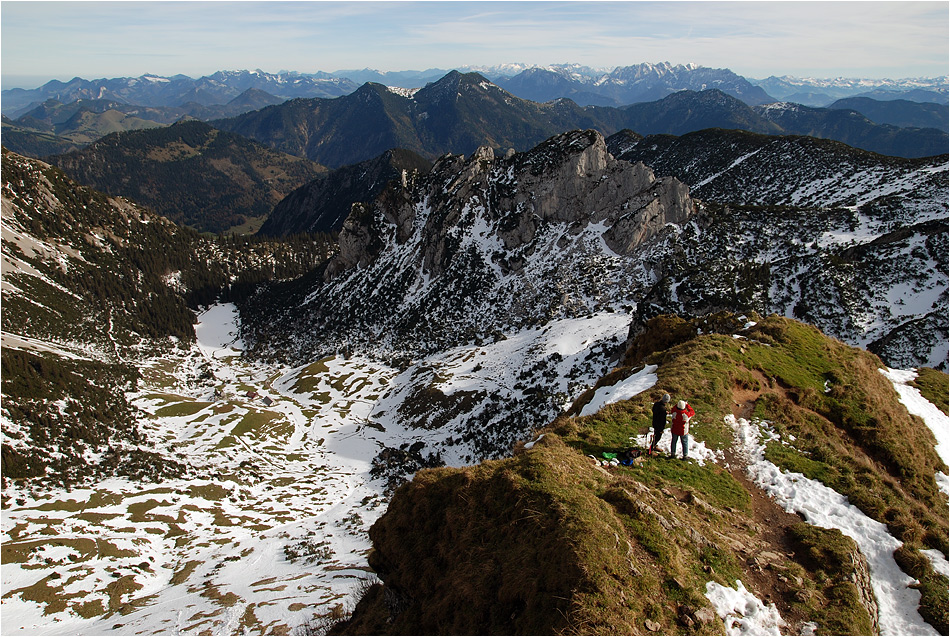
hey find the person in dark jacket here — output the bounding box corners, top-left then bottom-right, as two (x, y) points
(651, 394), (670, 454)
(670, 400), (695, 459)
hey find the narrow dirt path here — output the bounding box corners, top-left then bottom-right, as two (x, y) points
(719, 378), (815, 633)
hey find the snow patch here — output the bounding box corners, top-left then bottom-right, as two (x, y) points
(726, 414), (938, 636)
(386, 85), (420, 98)
(195, 303), (244, 356)
(580, 364), (657, 416)
(879, 367), (950, 494)
(705, 580), (786, 635)
(524, 433), (546, 450)
(921, 548), (950, 578)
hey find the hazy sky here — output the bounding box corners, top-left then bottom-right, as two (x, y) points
(2, 1), (948, 89)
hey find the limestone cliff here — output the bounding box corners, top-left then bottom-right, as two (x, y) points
(327, 129), (695, 281)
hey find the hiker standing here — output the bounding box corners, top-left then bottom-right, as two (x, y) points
(670, 400), (695, 459)
(651, 394), (670, 454)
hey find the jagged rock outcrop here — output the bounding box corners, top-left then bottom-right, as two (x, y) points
(493, 131), (693, 256)
(326, 129), (694, 281)
(244, 128), (697, 364)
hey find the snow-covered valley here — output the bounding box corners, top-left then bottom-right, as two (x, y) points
(1, 305), (631, 635)
(3, 305), (947, 635)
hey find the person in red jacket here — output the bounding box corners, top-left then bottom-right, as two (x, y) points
(670, 400), (695, 459)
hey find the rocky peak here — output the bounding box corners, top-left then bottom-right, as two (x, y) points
(484, 129), (694, 256)
(326, 129), (696, 280)
(415, 70), (464, 105)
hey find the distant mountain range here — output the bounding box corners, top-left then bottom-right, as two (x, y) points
(752, 74), (950, 106)
(1, 88), (288, 159)
(1, 69), (356, 116)
(5, 63), (946, 119)
(827, 97), (949, 132)
(30, 72), (946, 236)
(213, 72), (947, 165)
(212, 71), (622, 168)
(3, 63), (948, 166)
(493, 62), (775, 106)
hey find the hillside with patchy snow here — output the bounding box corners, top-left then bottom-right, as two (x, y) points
(2, 131), (948, 637)
(243, 128), (947, 377)
(333, 314), (949, 635)
(608, 128), (948, 370)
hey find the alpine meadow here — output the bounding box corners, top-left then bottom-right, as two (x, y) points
(1, 47), (948, 637)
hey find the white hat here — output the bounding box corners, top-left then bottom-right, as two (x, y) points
(677, 400), (686, 409)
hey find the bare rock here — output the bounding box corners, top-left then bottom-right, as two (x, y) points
(693, 607), (717, 625)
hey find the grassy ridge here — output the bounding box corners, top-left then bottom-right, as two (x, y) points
(337, 432), (879, 635)
(335, 313), (948, 635)
(614, 314), (947, 552)
(340, 435), (741, 635)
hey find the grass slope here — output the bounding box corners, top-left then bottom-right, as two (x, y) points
(334, 313), (949, 635)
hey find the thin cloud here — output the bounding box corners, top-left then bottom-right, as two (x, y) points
(1, 1), (946, 83)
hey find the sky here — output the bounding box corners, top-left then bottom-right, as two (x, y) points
(2, 1), (948, 89)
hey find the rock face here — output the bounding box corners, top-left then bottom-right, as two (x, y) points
(850, 546), (880, 635)
(327, 129), (694, 279)
(244, 129), (696, 362)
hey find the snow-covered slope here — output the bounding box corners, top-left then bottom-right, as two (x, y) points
(609, 129), (948, 370)
(1, 303), (632, 635)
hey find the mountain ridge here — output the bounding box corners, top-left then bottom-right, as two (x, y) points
(331, 312), (948, 635)
(6, 64), (946, 118)
(46, 119), (327, 233)
(606, 127), (948, 370)
(6, 69), (945, 168)
(241, 127), (947, 377)
(258, 148), (433, 236)
(214, 75), (947, 169)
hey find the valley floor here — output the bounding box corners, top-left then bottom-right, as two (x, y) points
(0, 305), (631, 635)
(2, 304), (402, 634)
